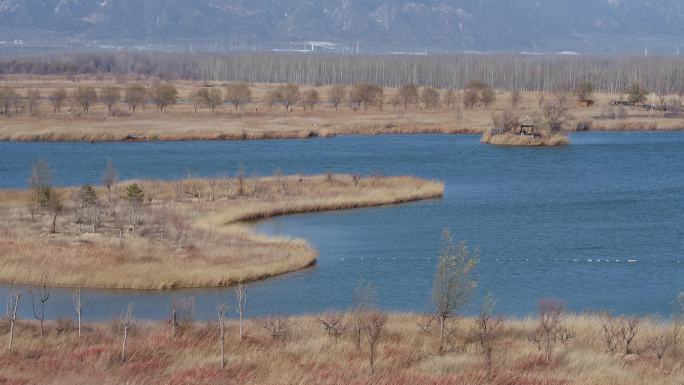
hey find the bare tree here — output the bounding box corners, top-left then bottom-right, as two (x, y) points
(170, 296), (195, 337)
(389, 93), (401, 111)
(432, 229), (478, 354)
(0, 86), (18, 115)
(648, 334), (669, 360)
(25, 89), (41, 116)
(363, 311), (387, 374)
(532, 298), (574, 362)
(73, 289), (82, 338)
(259, 315), (291, 340)
(619, 315), (640, 355)
(510, 90), (521, 109)
(120, 304), (133, 363)
(124, 83), (146, 113)
(349, 83), (383, 110)
(537, 92), (546, 108)
(151, 83), (178, 112)
(443, 89), (458, 110)
(472, 293), (502, 379)
(398, 84), (419, 110)
(327, 85), (346, 110)
(600, 312), (621, 353)
(481, 87), (496, 109)
(421, 87), (440, 109)
(303, 89), (320, 111)
(237, 165), (246, 197)
(194, 88), (222, 112)
(49, 88), (67, 113)
(225, 83), (252, 111)
(575, 81), (594, 102)
(492, 110), (520, 132)
(276, 84), (300, 111)
(352, 174), (361, 188)
(101, 86), (121, 114)
(6, 292), (20, 352)
(235, 283), (247, 341)
(28, 160), (52, 210)
(28, 280), (50, 337)
(264, 89), (280, 112)
(102, 160), (118, 208)
(73, 86), (97, 113)
(540, 94), (573, 132)
(317, 312), (348, 342)
(47, 191), (63, 234)
(463, 87), (479, 110)
(351, 279), (377, 351)
(217, 303), (228, 369)
(626, 83), (648, 104)
(191, 88), (208, 112)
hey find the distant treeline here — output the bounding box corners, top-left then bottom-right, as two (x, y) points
(3, 52), (684, 94)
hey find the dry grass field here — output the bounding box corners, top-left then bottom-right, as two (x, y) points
(0, 76), (682, 142)
(0, 174), (444, 289)
(0, 312), (682, 385)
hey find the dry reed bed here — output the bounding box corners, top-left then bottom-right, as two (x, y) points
(0, 313), (681, 385)
(481, 132), (571, 146)
(0, 175), (444, 290)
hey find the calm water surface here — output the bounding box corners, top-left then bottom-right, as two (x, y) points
(0, 132), (682, 320)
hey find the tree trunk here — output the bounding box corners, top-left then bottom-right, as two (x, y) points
(121, 326), (128, 363)
(369, 341), (375, 374)
(220, 319), (225, 369)
(8, 320), (15, 352)
(439, 317), (446, 355)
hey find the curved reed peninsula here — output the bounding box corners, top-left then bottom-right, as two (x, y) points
(0, 174), (444, 290)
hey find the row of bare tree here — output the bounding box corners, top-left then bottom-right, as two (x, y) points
(4, 52), (684, 94)
(0, 83), (177, 116)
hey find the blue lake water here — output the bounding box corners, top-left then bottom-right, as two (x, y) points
(0, 132), (683, 321)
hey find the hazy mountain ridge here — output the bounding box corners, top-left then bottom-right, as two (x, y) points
(1, 0), (683, 53)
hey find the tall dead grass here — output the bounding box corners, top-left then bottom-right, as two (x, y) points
(0, 313), (681, 385)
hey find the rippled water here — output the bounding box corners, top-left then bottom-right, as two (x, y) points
(0, 132), (682, 320)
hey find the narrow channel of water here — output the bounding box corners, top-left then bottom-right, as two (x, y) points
(0, 132), (682, 320)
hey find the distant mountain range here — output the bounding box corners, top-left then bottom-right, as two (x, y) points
(1, 0), (683, 54)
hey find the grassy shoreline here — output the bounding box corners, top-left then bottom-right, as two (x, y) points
(0, 175), (444, 290)
(0, 313), (681, 385)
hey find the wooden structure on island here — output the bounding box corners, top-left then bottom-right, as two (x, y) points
(577, 99), (595, 107)
(517, 117), (541, 138)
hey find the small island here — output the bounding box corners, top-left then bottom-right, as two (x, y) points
(482, 111), (571, 146)
(481, 124), (570, 146)
(0, 164), (444, 290)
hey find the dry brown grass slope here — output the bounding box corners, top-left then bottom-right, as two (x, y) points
(0, 174), (444, 290)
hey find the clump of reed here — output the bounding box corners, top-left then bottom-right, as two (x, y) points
(481, 131), (570, 146)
